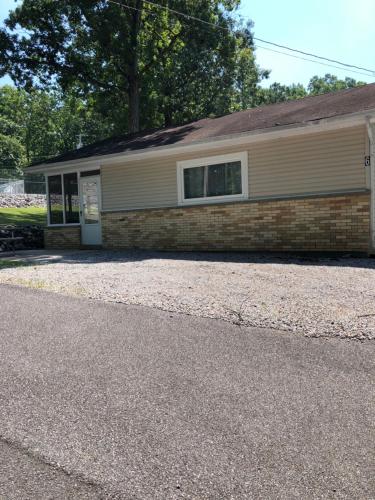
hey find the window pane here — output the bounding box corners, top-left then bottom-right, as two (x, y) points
(184, 166), (205, 199)
(48, 175), (63, 224)
(207, 161), (242, 197)
(64, 173), (79, 223)
(82, 179), (99, 224)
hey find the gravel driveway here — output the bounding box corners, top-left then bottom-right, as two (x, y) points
(1, 250), (374, 340)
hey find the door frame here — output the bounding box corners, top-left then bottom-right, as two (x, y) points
(79, 174), (102, 246)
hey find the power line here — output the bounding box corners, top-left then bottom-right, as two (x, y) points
(107, 0), (157, 16)
(141, 0), (375, 76)
(254, 37), (375, 74)
(255, 45), (375, 79)
(107, 0), (375, 77)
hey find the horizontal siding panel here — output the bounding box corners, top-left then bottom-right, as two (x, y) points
(252, 150), (362, 164)
(250, 126), (366, 197)
(101, 125), (367, 210)
(251, 176), (363, 187)
(252, 147), (362, 163)
(102, 158), (177, 211)
(255, 140), (362, 154)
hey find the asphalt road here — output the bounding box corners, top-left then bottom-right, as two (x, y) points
(0, 439), (98, 499)
(0, 284), (374, 499)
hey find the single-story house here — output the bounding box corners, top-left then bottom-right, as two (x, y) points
(27, 84), (375, 254)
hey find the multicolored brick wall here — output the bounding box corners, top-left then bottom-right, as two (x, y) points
(44, 226), (81, 249)
(101, 192), (370, 252)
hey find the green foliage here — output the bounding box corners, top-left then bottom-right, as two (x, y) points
(257, 82), (307, 104)
(0, 133), (26, 174)
(258, 74), (366, 106)
(0, 116), (22, 136)
(307, 74), (366, 95)
(0, 0), (369, 168)
(0, 85), (113, 172)
(0, 86), (25, 174)
(22, 90), (113, 164)
(0, 0), (265, 132)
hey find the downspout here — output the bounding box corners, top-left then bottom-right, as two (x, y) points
(366, 117), (375, 254)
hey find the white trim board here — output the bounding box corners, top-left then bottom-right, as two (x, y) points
(33, 162), (101, 176)
(27, 110), (375, 174)
(101, 188), (369, 213)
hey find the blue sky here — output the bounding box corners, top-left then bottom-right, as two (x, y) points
(239, 0), (375, 86)
(1, 0), (374, 87)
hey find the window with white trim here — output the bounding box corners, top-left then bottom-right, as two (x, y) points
(47, 173), (79, 225)
(177, 152), (248, 204)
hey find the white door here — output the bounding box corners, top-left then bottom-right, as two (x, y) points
(80, 175), (102, 245)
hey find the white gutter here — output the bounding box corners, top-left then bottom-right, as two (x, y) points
(26, 108), (375, 174)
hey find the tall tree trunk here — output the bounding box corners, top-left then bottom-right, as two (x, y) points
(127, 0), (143, 134)
(163, 81), (173, 127)
(163, 107), (173, 128)
(128, 76), (140, 134)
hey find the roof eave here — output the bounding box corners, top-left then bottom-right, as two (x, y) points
(26, 109), (375, 174)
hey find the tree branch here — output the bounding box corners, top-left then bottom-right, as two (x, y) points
(142, 29), (182, 75)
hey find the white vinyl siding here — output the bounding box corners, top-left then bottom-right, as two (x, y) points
(101, 156), (177, 211)
(249, 126), (366, 197)
(101, 125), (367, 211)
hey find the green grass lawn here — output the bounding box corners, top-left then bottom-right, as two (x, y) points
(0, 207), (47, 226)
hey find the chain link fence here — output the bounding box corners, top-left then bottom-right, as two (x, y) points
(0, 178), (25, 194)
(0, 169), (45, 195)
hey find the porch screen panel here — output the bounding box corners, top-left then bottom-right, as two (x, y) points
(48, 175), (63, 224)
(64, 173), (79, 223)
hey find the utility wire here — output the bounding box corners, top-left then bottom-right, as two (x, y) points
(143, 0), (375, 74)
(254, 37), (375, 74)
(256, 45), (375, 79)
(107, 0), (375, 77)
(142, 0), (375, 75)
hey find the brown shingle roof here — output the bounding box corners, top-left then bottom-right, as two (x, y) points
(39, 83), (375, 166)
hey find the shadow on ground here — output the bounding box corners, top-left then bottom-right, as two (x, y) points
(2, 249), (375, 270)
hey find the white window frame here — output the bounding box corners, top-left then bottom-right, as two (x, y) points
(46, 172), (81, 227)
(177, 151), (248, 206)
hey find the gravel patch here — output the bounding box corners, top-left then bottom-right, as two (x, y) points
(1, 250), (374, 340)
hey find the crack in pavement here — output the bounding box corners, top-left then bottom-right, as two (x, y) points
(0, 432), (121, 499)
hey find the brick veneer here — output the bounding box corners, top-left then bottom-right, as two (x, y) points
(44, 226), (81, 249)
(101, 192), (370, 252)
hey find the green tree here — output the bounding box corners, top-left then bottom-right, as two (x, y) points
(0, 134), (25, 175)
(257, 82), (307, 104)
(0, 86), (26, 175)
(0, 0), (265, 133)
(23, 90), (113, 164)
(307, 74), (365, 95)
(0, 85), (113, 171)
(257, 74), (366, 106)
